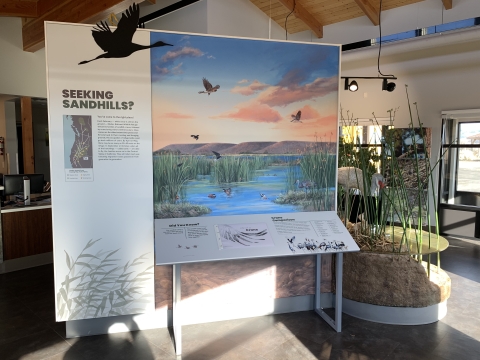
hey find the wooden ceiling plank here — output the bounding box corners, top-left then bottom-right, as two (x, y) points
(22, 0), (142, 52)
(352, 0), (379, 25)
(0, 0), (37, 18)
(277, 0), (323, 38)
(442, 0), (452, 10)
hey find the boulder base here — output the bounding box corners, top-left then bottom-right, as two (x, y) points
(343, 252), (450, 307)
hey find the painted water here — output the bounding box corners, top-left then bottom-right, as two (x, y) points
(153, 154), (336, 218)
(185, 164), (299, 216)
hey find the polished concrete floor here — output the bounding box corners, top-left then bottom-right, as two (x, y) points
(1, 235), (479, 360)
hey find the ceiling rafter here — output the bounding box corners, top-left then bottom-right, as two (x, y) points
(353, 0), (379, 25)
(442, 0), (452, 10)
(251, 0), (425, 35)
(0, 0), (37, 18)
(277, 0), (323, 38)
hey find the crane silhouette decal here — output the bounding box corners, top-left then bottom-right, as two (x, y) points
(79, 3), (173, 65)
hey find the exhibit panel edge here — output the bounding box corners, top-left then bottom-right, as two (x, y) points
(45, 21), (155, 322)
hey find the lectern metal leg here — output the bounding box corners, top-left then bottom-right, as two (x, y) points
(172, 264), (182, 355)
(314, 253), (343, 332)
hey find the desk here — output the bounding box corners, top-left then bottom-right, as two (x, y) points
(1, 199), (52, 261)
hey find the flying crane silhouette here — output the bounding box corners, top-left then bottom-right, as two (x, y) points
(79, 3), (172, 65)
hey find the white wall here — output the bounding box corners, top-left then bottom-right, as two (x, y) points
(0, 17), (46, 98)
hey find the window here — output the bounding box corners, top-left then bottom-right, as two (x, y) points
(440, 111), (480, 208)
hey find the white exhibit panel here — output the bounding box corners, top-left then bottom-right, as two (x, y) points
(45, 21), (155, 321)
(44, 13), (356, 336)
(155, 212), (358, 264)
(149, 30), (353, 264)
(145, 30), (356, 351)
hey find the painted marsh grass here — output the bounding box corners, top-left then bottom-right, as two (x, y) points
(279, 142), (336, 211)
(211, 155), (272, 184)
(154, 202), (211, 219)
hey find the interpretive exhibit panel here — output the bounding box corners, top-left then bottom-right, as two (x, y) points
(155, 211), (357, 264)
(151, 32), (341, 220)
(45, 20), (156, 321)
(45, 4), (352, 324)
(151, 31), (353, 264)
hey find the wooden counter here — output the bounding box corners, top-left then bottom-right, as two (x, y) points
(1, 201), (53, 261)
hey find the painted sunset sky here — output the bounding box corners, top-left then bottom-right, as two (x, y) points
(150, 32), (340, 151)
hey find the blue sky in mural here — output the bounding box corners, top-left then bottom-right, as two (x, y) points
(150, 33), (338, 85)
(149, 31), (340, 150)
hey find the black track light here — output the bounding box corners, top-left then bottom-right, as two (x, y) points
(382, 78), (396, 92)
(341, 76), (397, 92)
(344, 78), (358, 92)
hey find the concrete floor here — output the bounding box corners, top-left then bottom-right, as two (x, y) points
(0, 235), (479, 359)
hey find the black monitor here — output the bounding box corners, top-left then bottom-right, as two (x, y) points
(3, 174), (45, 197)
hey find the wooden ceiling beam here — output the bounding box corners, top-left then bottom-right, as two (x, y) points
(22, 0), (142, 52)
(442, 0), (452, 10)
(353, 0), (379, 26)
(0, 0), (37, 18)
(277, 0), (323, 38)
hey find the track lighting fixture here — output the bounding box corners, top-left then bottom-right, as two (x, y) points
(382, 78), (396, 92)
(344, 78), (358, 92)
(341, 0), (397, 94)
(341, 76), (397, 92)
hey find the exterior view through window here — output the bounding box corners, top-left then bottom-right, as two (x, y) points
(457, 122), (480, 192)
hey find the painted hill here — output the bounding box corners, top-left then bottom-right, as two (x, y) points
(155, 143), (206, 155)
(261, 141), (316, 154)
(154, 141), (335, 155)
(222, 142), (277, 154)
(192, 143), (237, 155)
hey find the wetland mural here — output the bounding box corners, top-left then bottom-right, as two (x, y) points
(151, 32), (340, 219)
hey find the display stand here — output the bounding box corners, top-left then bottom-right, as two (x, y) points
(172, 264), (182, 355)
(315, 253), (343, 332)
(155, 212), (355, 355)
(169, 252), (345, 355)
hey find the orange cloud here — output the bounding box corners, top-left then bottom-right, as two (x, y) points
(257, 76), (337, 107)
(162, 112), (194, 119)
(231, 80), (269, 96)
(213, 101), (282, 123)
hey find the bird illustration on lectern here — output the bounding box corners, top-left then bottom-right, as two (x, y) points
(79, 3), (172, 65)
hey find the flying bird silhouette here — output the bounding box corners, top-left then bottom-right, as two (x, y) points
(79, 3), (173, 65)
(212, 151), (222, 160)
(291, 110), (302, 122)
(191, 135), (199, 140)
(198, 78), (220, 95)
